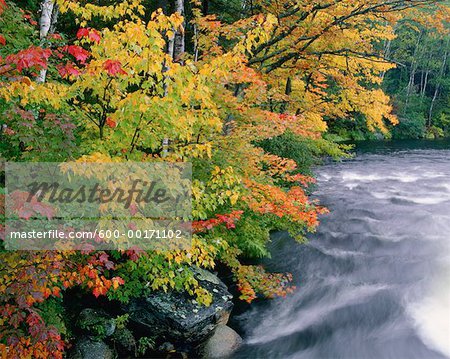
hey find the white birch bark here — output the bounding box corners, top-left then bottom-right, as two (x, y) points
(428, 43), (448, 126)
(36, 0), (55, 83)
(173, 0), (185, 61)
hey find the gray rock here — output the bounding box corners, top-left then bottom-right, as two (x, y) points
(69, 337), (114, 359)
(374, 132), (385, 140)
(191, 267), (221, 285)
(158, 341), (175, 352)
(202, 325), (242, 359)
(77, 308), (116, 338)
(112, 327), (136, 352)
(124, 268), (233, 346)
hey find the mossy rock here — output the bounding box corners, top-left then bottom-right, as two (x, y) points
(77, 308), (116, 338)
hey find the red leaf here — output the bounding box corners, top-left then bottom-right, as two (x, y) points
(87, 268), (97, 279)
(10, 190), (56, 219)
(112, 276), (124, 289)
(129, 203), (138, 216)
(89, 30), (102, 43)
(105, 261), (115, 270)
(0, 35), (6, 46)
(32, 201), (56, 219)
(0, 0), (6, 14)
(64, 45), (90, 64)
(99, 253), (115, 270)
(105, 117), (116, 128)
(99, 252), (109, 263)
(57, 63), (81, 78)
(103, 60), (127, 76)
(76, 28), (90, 39)
(113, 276), (125, 285)
(6, 46), (52, 72)
(92, 287), (101, 298)
(76, 28), (101, 43)
(126, 246), (145, 261)
(52, 287), (61, 297)
(49, 33), (62, 40)
(3, 127), (15, 135)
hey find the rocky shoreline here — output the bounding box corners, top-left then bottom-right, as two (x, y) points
(68, 268), (243, 359)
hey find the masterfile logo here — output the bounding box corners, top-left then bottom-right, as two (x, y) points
(4, 162), (192, 250)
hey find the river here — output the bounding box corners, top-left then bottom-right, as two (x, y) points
(233, 140), (450, 359)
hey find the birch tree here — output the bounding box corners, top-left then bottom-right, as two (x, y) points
(36, 0), (57, 83)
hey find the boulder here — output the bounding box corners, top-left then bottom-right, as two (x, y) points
(112, 327), (136, 353)
(158, 341), (175, 352)
(124, 268), (233, 346)
(69, 337), (114, 359)
(202, 325), (243, 359)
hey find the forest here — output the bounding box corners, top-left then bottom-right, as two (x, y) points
(0, 0), (449, 358)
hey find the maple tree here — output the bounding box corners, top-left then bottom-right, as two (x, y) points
(0, 0), (449, 357)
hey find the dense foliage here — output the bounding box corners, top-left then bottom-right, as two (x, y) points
(384, 12), (450, 139)
(0, 0), (449, 357)
(329, 4), (450, 140)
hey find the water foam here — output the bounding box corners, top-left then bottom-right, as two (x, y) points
(247, 284), (390, 345)
(341, 172), (421, 183)
(409, 259), (450, 358)
(408, 227), (450, 358)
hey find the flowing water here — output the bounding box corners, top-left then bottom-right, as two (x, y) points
(234, 140), (450, 359)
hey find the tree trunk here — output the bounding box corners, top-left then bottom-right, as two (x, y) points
(49, 3), (59, 34)
(161, 51), (172, 155)
(380, 38), (391, 80)
(422, 69), (429, 98)
(193, 23), (199, 61)
(421, 51), (433, 98)
(428, 43), (448, 127)
(406, 32), (422, 95)
(167, 33), (175, 59)
(280, 77), (292, 113)
(223, 85), (243, 135)
(419, 69), (424, 94)
(428, 86), (440, 128)
(404, 31), (423, 113)
(173, 0), (185, 61)
(39, 0), (54, 40)
(36, 0), (57, 83)
(162, 0), (185, 156)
